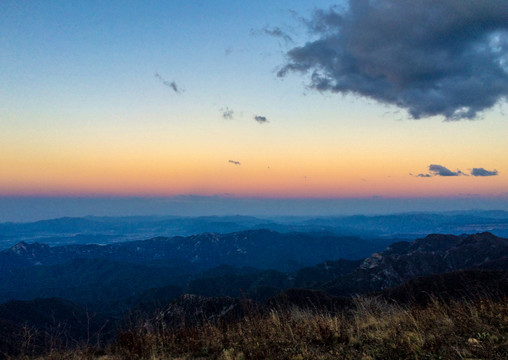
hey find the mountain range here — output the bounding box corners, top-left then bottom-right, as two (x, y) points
(2, 210), (508, 249)
(1, 229), (507, 358)
(0, 230), (386, 314)
(323, 232), (508, 296)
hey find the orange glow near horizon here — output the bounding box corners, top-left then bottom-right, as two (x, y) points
(1, 107), (507, 199)
(1, 157), (506, 198)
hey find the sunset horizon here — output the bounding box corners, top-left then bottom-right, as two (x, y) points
(2, 1), (507, 215)
(1, 2), (508, 358)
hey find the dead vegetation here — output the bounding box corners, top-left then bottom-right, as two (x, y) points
(21, 297), (508, 360)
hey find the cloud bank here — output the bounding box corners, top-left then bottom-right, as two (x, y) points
(279, 0), (508, 120)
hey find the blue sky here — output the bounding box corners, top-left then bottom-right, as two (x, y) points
(1, 1), (335, 115)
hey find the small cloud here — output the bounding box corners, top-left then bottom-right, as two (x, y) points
(228, 160), (241, 166)
(168, 81), (181, 93)
(471, 168), (499, 177)
(429, 164), (465, 177)
(155, 72), (183, 94)
(254, 115), (269, 124)
(221, 107), (234, 119)
(412, 164), (467, 177)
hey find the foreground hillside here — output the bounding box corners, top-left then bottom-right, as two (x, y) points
(2, 268), (508, 359)
(7, 297), (508, 360)
(122, 299), (508, 360)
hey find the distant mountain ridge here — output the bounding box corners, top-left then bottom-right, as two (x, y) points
(2, 211), (508, 249)
(0, 229), (380, 271)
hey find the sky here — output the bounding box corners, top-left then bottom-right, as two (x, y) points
(1, 1), (507, 221)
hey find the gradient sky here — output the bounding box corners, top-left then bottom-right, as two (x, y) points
(1, 1), (507, 219)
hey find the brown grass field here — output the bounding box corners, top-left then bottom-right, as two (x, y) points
(20, 297), (508, 360)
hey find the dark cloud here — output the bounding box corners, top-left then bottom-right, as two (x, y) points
(221, 107), (234, 119)
(155, 72), (183, 94)
(228, 160), (241, 166)
(254, 115), (268, 124)
(414, 164), (499, 177)
(278, 1), (508, 120)
(471, 168), (499, 176)
(412, 165), (465, 177)
(429, 164), (465, 177)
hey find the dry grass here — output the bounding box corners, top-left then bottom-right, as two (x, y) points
(18, 297), (508, 360)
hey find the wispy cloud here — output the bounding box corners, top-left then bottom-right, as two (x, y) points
(254, 115), (268, 124)
(262, 26), (293, 44)
(251, 26), (294, 45)
(221, 107), (234, 119)
(228, 160), (241, 166)
(471, 168), (499, 176)
(155, 72), (183, 94)
(278, 1), (508, 120)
